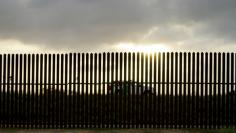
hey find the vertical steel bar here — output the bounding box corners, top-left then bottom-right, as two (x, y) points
(48, 54), (51, 128)
(2, 54), (6, 128)
(174, 52), (178, 128)
(68, 53), (72, 128)
(39, 54), (43, 128)
(123, 52), (127, 128)
(157, 53), (161, 127)
(115, 53), (119, 128)
(27, 54), (31, 128)
(166, 52), (169, 128)
(231, 53), (234, 127)
(140, 53), (144, 128)
(192, 53), (196, 128)
(183, 52), (187, 128)
(106, 53), (110, 128)
(11, 54), (15, 127)
(26, 54), (32, 129)
(170, 52), (174, 128)
(123, 52), (128, 128)
(0, 55), (2, 128)
(86, 53), (89, 127)
(136, 53), (140, 128)
(90, 53), (93, 127)
(187, 52), (191, 128)
(23, 54), (27, 128)
(209, 53), (213, 128)
(6, 55), (11, 127)
(52, 54), (56, 128)
(73, 53), (76, 128)
(98, 53), (101, 128)
(31, 54), (35, 128)
(119, 52), (123, 128)
(179, 53), (182, 128)
(200, 53), (205, 128)
(43, 54), (47, 128)
(3, 55), (7, 127)
(77, 53), (81, 128)
(222, 53), (225, 127)
(56, 54), (60, 128)
(7, 54), (10, 128)
(144, 53), (148, 128)
(128, 52), (131, 128)
(161, 53), (166, 128)
(153, 53), (157, 128)
(217, 53), (221, 128)
(204, 53), (208, 128)
(98, 53), (103, 128)
(234, 53), (236, 127)
(15, 54), (19, 128)
(161, 53), (165, 127)
(132, 52), (135, 128)
(226, 53), (230, 128)
(65, 54), (68, 128)
(111, 53), (114, 128)
(149, 53), (153, 128)
(19, 54), (23, 128)
(102, 53), (106, 128)
(94, 53), (97, 127)
(60, 54), (64, 128)
(196, 53), (200, 128)
(19, 54), (22, 127)
(213, 53), (217, 128)
(81, 53), (85, 128)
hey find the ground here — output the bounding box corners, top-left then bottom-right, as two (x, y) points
(0, 129), (236, 133)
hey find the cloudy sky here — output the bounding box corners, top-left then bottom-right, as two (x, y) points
(0, 0), (236, 53)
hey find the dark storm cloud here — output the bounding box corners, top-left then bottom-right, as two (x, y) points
(172, 0), (236, 42)
(0, 0), (236, 52)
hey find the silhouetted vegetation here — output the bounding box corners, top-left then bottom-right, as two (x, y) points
(0, 87), (235, 128)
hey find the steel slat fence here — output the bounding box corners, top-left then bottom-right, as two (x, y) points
(0, 52), (235, 128)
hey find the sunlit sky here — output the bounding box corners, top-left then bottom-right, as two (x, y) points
(0, 0), (236, 53)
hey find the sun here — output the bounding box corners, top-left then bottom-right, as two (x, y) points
(116, 42), (170, 53)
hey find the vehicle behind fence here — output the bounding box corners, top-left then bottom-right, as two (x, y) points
(0, 52), (235, 128)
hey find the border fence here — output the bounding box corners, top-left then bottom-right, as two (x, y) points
(0, 52), (235, 128)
